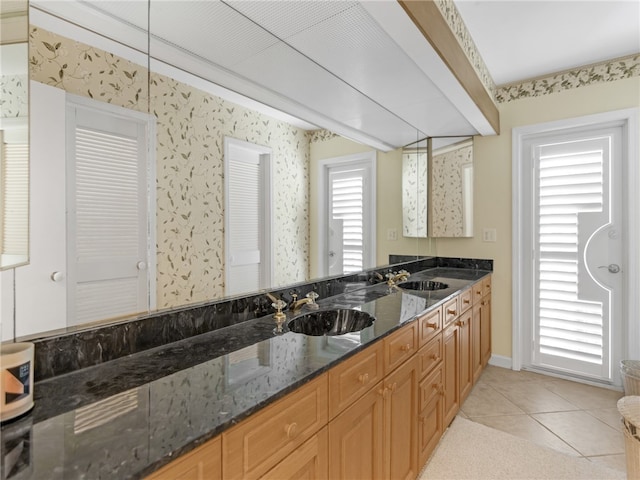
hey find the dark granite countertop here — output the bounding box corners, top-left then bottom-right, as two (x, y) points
(1, 267), (489, 480)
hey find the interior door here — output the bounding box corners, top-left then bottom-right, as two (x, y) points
(529, 125), (623, 384)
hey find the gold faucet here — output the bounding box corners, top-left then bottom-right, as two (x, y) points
(386, 270), (410, 286)
(290, 291), (320, 313)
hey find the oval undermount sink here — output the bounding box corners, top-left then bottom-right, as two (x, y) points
(397, 280), (449, 291)
(287, 309), (375, 336)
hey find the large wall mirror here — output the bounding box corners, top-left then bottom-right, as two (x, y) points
(2, 0), (437, 340)
(0, 0), (29, 270)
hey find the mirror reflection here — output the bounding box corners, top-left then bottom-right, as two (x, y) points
(4, 0), (434, 339)
(0, 0), (29, 270)
(429, 137), (474, 237)
(401, 139), (428, 238)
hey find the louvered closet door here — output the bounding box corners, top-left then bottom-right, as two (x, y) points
(532, 126), (623, 382)
(1, 142), (29, 259)
(67, 105), (149, 325)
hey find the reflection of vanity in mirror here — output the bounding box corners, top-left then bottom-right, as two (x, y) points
(1, 0), (494, 343)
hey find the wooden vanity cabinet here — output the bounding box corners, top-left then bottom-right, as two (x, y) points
(145, 435), (222, 480)
(222, 374), (328, 480)
(480, 294), (492, 367)
(329, 324), (419, 480)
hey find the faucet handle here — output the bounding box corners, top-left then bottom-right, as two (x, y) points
(306, 291), (319, 304)
(272, 299), (287, 311)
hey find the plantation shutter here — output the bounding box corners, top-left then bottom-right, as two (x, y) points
(329, 168), (364, 274)
(1, 141), (29, 258)
(535, 139), (606, 366)
(67, 104), (148, 325)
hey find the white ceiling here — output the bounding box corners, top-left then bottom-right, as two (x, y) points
(454, 0), (640, 86)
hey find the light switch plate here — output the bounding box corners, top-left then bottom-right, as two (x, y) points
(387, 228), (398, 241)
(482, 228), (497, 242)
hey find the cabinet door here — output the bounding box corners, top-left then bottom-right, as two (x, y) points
(481, 294), (492, 367)
(418, 365), (444, 467)
(261, 428), (328, 480)
(458, 309), (473, 403)
(471, 302), (483, 383)
(145, 436), (221, 480)
(328, 382), (385, 480)
(442, 322), (460, 427)
(385, 356), (419, 480)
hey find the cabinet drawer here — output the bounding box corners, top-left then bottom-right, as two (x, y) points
(443, 296), (459, 325)
(459, 289), (472, 313)
(223, 374), (328, 480)
(260, 428), (328, 480)
(418, 307), (442, 347)
(384, 322), (418, 374)
(483, 275), (492, 297)
(419, 364), (443, 411)
(417, 334), (442, 379)
(328, 342), (384, 419)
(472, 281), (484, 305)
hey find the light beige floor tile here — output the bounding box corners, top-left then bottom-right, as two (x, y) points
(543, 380), (623, 410)
(477, 365), (548, 385)
(468, 414), (581, 457)
(460, 382), (525, 417)
(492, 381), (579, 413)
(586, 407), (625, 432)
(586, 454), (628, 473)
(532, 411), (625, 456)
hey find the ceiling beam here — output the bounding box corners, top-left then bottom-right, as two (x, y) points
(398, 0), (500, 134)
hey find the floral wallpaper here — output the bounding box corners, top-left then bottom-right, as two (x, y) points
(497, 54), (640, 103)
(402, 151), (428, 238)
(430, 143), (472, 237)
(433, 0), (497, 104)
(0, 74), (28, 118)
(307, 129), (339, 143)
(29, 26), (310, 310)
(29, 27), (148, 113)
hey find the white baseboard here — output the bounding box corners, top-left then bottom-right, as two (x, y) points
(488, 354), (512, 369)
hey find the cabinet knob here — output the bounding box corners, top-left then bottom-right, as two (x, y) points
(430, 353), (438, 361)
(389, 382), (397, 392)
(50, 271), (64, 282)
(463, 298), (470, 304)
(136, 261), (147, 271)
(426, 322), (437, 329)
(358, 373), (369, 385)
(447, 309), (457, 315)
(400, 343), (411, 352)
(378, 387), (389, 397)
(285, 422), (299, 439)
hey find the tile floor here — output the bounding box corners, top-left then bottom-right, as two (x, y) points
(459, 365), (627, 473)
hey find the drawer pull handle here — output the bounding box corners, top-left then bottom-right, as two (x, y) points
(358, 373), (369, 385)
(285, 422), (299, 439)
(389, 382), (397, 392)
(463, 298), (470, 304)
(378, 387), (389, 397)
(447, 309), (457, 315)
(476, 290), (482, 295)
(426, 322), (437, 329)
(430, 353), (438, 361)
(401, 344), (411, 352)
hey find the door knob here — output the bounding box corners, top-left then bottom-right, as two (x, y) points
(137, 261), (147, 271)
(50, 271), (64, 282)
(598, 264), (620, 274)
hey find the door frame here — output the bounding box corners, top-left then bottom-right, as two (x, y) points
(315, 151), (376, 277)
(512, 108), (639, 383)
